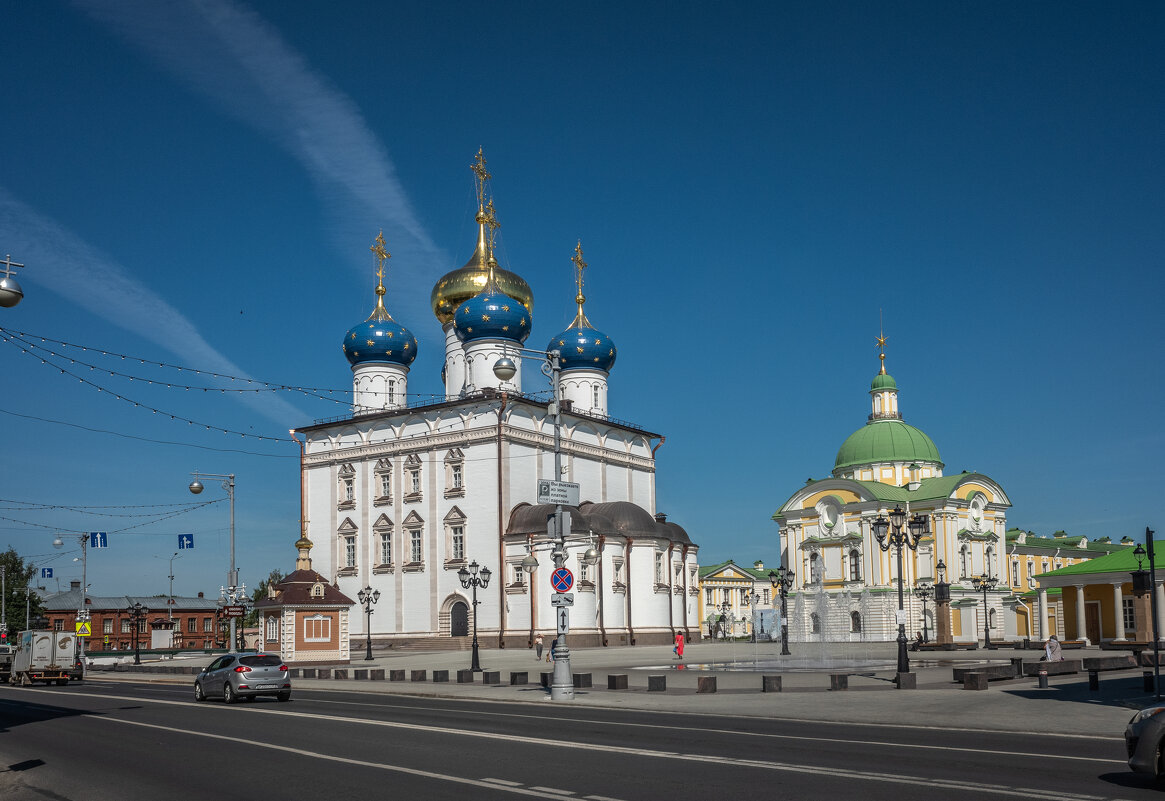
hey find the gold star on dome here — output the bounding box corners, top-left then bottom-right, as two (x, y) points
(352, 350), (359, 357)
(501, 304), (510, 312)
(594, 339), (601, 345)
(403, 342), (410, 350)
(386, 331), (393, 338)
(482, 314), (490, 321)
(608, 348), (614, 356)
(576, 346), (584, 354)
(467, 327), (473, 333)
(520, 318), (526, 326)
(558, 340), (565, 346)
(366, 339), (375, 346)
(594, 357), (600, 362)
(502, 325), (509, 331)
(350, 332), (357, 340)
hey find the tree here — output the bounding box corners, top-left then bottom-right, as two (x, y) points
(1, 547), (43, 640)
(244, 569), (284, 626)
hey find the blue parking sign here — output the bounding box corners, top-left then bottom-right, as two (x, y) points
(89, 532), (108, 548)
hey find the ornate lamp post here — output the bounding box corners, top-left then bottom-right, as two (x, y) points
(356, 586), (380, 661)
(0, 255), (25, 308)
(971, 572), (998, 648)
(189, 472), (240, 653)
(1134, 528), (1161, 699)
(933, 559), (952, 644)
(873, 505), (928, 674)
(913, 581), (934, 643)
(458, 561), (492, 672)
(128, 602), (148, 665)
(768, 565), (793, 655)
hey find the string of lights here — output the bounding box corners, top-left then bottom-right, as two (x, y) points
(0, 497), (224, 536)
(0, 327), (451, 403)
(0, 408), (295, 458)
(0, 498), (217, 517)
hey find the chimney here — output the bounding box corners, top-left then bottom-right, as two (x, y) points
(70, 580), (81, 591)
(198, 591), (204, 598)
(654, 513), (667, 523)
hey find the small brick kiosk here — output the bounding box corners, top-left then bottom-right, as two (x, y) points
(255, 533), (355, 664)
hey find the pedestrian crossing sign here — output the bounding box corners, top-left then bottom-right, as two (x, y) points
(76, 621), (92, 637)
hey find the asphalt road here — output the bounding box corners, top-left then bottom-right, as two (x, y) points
(0, 678), (1157, 800)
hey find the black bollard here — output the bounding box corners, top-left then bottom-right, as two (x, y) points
(1088, 669), (1099, 691)
(1037, 668), (1048, 689)
(1145, 671), (1155, 693)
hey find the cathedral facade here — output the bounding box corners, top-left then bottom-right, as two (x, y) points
(774, 346), (1014, 644)
(292, 154), (698, 649)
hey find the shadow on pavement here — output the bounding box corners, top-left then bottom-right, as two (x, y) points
(0, 697), (96, 734)
(1002, 674), (1156, 712)
(1097, 771), (1164, 792)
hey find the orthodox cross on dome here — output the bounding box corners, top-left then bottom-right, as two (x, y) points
(366, 230), (394, 321)
(471, 147), (491, 211)
(571, 240), (592, 328)
(484, 198), (500, 252)
(876, 312), (888, 374)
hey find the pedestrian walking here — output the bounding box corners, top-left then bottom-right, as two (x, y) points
(534, 633), (544, 661)
(674, 631), (685, 660)
(549, 639), (558, 663)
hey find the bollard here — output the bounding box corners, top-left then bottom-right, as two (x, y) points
(697, 676), (717, 694)
(608, 674), (628, 690)
(457, 669), (474, 683)
(830, 674), (848, 691)
(482, 671), (500, 685)
(1010, 657), (1024, 677)
(540, 671), (553, 688)
(509, 671), (528, 686)
(963, 672), (989, 691)
(572, 673), (592, 689)
(432, 670), (449, 683)
(1088, 669), (1099, 692)
(410, 670), (427, 682)
(896, 672), (917, 690)
(390, 669), (406, 682)
(370, 669), (385, 681)
(1037, 668), (1048, 689)
(333, 669), (348, 680)
(648, 674), (667, 692)
(1145, 671), (1155, 693)
(762, 675), (782, 693)
(353, 669), (368, 680)
(317, 669), (331, 680)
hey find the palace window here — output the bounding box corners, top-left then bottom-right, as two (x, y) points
(344, 535), (357, 569)
(404, 454), (423, 502)
(592, 385), (600, 409)
(265, 616), (278, 641)
(451, 526), (465, 560)
(849, 549), (861, 581)
(654, 553), (664, 584)
(374, 458), (392, 505)
(1011, 560), (1019, 587)
(1027, 559), (1036, 588)
(411, 530), (423, 563)
(851, 612), (862, 633)
(706, 588), (714, 605)
(810, 613), (821, 634)
(1124, 598), (1136, 632)
(763, 589), (771, 604)
(338, 463), (356, 509)
(512, 563), (526, 586)
(960, 544), (972, 578)
(380, 531), (392, 566)
(443, 507), (467, 567)
(739, 588), (750, 605)
(444, 449), (465, 498)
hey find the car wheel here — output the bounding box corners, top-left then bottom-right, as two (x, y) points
(223, 683), (236, 704)
(194, 682), (206, 702)
(276, 691), (291, 702)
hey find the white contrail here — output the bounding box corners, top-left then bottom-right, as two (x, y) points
(0, 189), (305, 426)
(77, 0), (450, 317)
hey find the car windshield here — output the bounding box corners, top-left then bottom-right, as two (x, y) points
(239, 655), (283, 668)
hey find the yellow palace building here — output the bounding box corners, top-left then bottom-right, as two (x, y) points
(773, 344), (1015, 644)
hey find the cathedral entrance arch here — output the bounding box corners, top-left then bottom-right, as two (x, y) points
(450, 601), (469, 637)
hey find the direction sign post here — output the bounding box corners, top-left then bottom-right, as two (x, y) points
(557, 607), (570, 635)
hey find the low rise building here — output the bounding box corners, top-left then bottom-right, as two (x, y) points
(698, 560), (774, 638)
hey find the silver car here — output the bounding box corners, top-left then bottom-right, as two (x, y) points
(1126, 704), (1165, 777)
(194, 653), (291, 703)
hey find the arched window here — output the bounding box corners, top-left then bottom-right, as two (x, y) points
(960, 544), (971, 578)
(850, 611), (861, 633)
(810, 613), (821, 634)
(1011, 559), (1019, 587)
(988, 608), (997, 629)
(849, 549), (861, 581)
(809, 552), (822, 583)
(985, 545), (996, 576)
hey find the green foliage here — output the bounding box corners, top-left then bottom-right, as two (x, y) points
(0, 547), (43, 637)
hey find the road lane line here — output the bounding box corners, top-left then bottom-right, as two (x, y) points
(39, 685), (1120, 765)
(21, 688), (1123, 801)
(91, 714), (1116, 801)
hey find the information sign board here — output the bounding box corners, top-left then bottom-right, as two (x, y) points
(537, 480), (581, 506)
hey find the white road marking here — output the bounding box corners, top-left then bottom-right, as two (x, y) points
(528, 787), (574, 795)
(11, 687), (1126, 800)
(482, 778), (523, 786)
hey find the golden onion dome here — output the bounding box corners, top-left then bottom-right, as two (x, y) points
(431, 218), (533, 324)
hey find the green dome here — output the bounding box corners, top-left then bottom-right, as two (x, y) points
(834, 419), (942, 473)
(870, 372), (898, 391)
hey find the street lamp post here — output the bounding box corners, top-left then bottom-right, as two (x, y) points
(1133, 528), (1161, 700)
(873, 505), (928, 675)
(971, 572), (998, 649)
(913, 582), (934, 643)
(457, 561), (491, 672)
(494, 346), (578, 700)
(747, 591), (760, 642)
(189, 472), (240, 653)
(128, 602), (148, 665)
(768, 565), (793, 655)
(0, 255), (26, 308)
(356, 586), (380, 661)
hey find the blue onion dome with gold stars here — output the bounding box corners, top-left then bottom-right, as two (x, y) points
(452, 256), (531, 344)
(342, 232), (418, 368)
(548, 241), (616, 372)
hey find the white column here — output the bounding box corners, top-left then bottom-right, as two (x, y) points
(1156, 581), (1165, 641)
(1037, 588), (1048, 640)
(1113, 582), (1126, 640)
(1074, 585), (1087, 643)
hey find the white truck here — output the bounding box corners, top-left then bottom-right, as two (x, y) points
(9, 630), (78, 686)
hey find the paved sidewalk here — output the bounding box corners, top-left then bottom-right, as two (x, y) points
(91, 641), (1157, 737)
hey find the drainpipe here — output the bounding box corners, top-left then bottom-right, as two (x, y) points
(527, 533), (535, 647)
(681, 544), (690, 640)
(598, 534), (608, 646)
(667, 542), (675, 640)
(626, 537), (635, 645)
(496, 393), (509, 648)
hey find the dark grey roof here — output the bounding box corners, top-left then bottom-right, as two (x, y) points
(506, 501), (694, 546)
(41, 589), (221, 612)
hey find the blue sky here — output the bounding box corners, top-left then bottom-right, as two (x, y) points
(1, 1), (1162, 599)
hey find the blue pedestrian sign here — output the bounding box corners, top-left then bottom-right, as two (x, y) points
(41, 568), (52, 578)
(89, 532), (108, 549)
(551, 567), (574, 593)
(178, 533), (195, 550)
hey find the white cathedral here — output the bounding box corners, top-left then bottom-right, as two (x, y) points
(292, 153), (699, 649)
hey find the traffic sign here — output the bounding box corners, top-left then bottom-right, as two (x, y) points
(557, 607), (570, 635)
(178, 533), (195, 550)
(537, 480), (580, 506)
(550, 567), (574, 593)
(41, 568), (53, 578)
(75, 621), (91, 637)
(222, 606), (246, 618)
(89, 532), (108, 549)
(551, 593), (574, 607)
